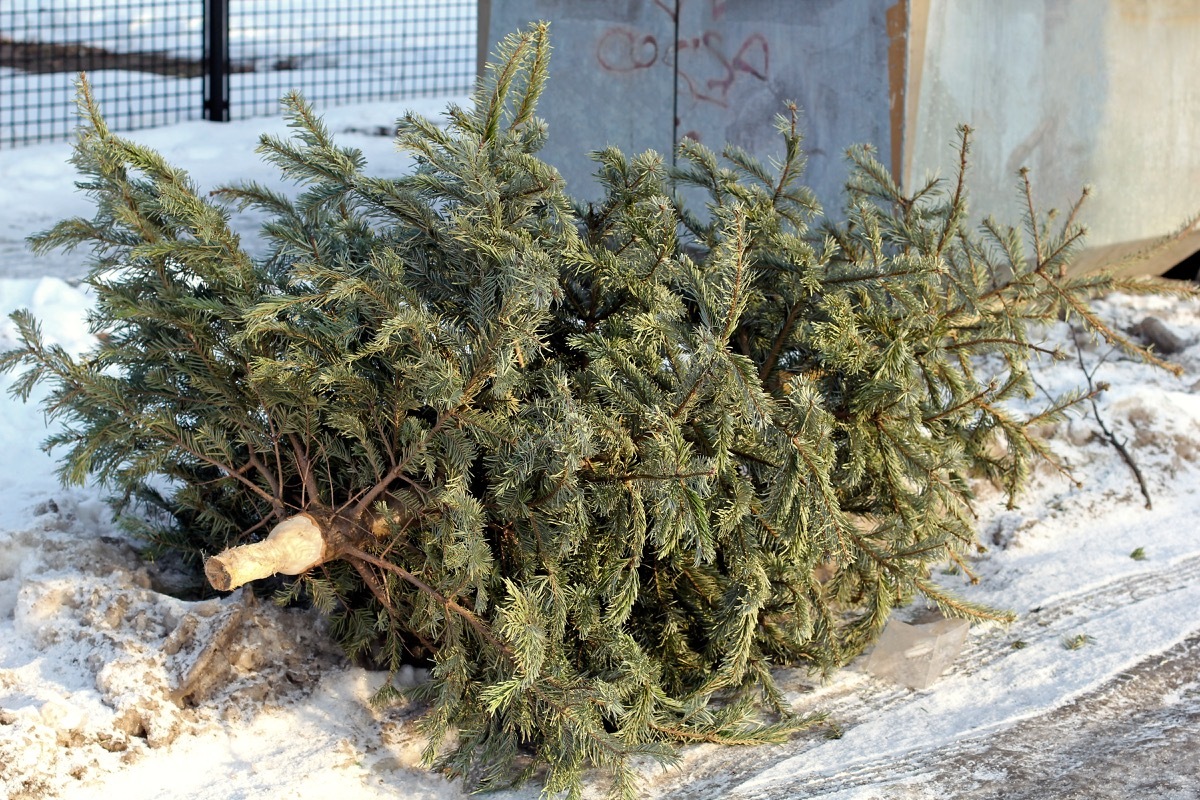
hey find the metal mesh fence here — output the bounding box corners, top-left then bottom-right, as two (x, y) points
(1, 1), (205, 146)
(228, 1), (476, 119)
(0, 0), (477, 148)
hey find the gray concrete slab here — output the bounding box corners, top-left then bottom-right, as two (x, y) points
(674, 0), (893, 215)
(486, 1), (677, 202)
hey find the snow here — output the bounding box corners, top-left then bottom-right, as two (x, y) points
(0, 98), (460, 280)
(3, 96), (1200, 800)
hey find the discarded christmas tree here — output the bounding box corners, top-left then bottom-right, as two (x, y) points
(3, 24), (1189, 799)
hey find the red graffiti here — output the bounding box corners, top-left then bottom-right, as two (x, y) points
(594, 1), (770, 108)
(673, 30), (770, 108)
(596, 27), (659, 72)
(733, 33), (769, 80)
(676, 31), (733, 106)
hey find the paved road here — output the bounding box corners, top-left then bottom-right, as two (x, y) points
(737, 631), (1200, 799)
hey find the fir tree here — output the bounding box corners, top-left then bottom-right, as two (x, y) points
(2, 24), (1191, 798)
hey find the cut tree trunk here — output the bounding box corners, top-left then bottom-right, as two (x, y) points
(204, 513), (330, 591)
(202, 500), (411, 591)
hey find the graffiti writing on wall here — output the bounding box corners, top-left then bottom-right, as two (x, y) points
(595, 0), (769, 110)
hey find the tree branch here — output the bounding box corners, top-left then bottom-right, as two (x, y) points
(1071, 328), (1152, 509)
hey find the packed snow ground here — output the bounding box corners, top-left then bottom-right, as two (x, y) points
(2, 100), (1200, 800)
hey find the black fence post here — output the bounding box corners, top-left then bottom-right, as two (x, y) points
(204, 0), (230, 121)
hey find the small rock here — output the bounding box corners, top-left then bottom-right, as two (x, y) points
(234, 647), (260, 671)
(33, 498), (60, 516)
(1133, 316), (1188, 355)
(102, 595), (131, 628)
(163, 615), (198, 657)
(193, 600), (222, 618)
(230, 683), (270, 704)
(96, 732), (128, 752)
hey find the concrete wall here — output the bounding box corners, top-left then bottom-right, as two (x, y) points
(487, 1), (676, 200)
(486, 1), (1200, 274)
(905, 0), (1200, 274)
(487, 0), (896, 211)
(673, 0), (894, 214)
